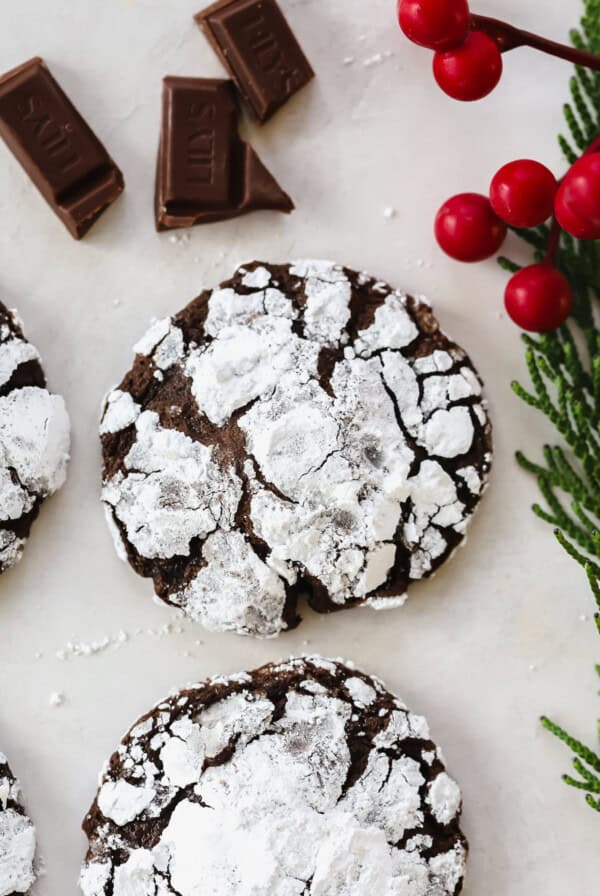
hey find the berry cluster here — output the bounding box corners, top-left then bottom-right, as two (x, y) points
(399, 0), (501, 100)
(434, 146), (600, 332)
(398, 1), (600, 333)
(398, 0), (600, 102)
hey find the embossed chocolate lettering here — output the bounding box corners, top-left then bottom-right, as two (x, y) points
(196, 0), (314, 122)
(20, 94), (80, 171)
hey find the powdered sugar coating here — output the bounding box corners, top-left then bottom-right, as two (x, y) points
(171, 530), (288, 636)
(289, 259), (352, 345)
(186, 314), (318, 426)
(103, 411), (242, 560)
(100, 391), (140, 436)
(0, 754), (37, 896)
(0, 304), (70, 574)
(0, 389), (70, 495)
(100, 262), (492, 636)
(80, 657), (467, 896)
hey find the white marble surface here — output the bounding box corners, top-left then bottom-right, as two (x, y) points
(0, 0), (597, 892)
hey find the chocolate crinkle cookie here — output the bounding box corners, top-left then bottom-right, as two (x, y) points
(100, 261), (492, 637)
(0, 754), (37, 896)
(0, 303), (70, 574)
(80, 656), (467, 896)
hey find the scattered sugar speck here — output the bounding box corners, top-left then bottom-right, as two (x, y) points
(53, 617), (192, 662)
(49, 692), (65, 707)
(168, 232), (191, 246)
(364, 53), (383, 67)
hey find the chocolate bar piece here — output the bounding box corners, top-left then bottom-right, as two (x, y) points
(195, 0), (314, 123)
(0, 57), (124, 239)
(155, 77), (293, 231)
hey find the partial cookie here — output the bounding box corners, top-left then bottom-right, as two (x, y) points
(0, 303), (70, 574)
(80, 655), (467, 896)
(100, 261), (492, 636)
(0, 754), (37, 896)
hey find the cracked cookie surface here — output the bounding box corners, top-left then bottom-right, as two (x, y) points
(100, 261), (492, 636)
(80, 656), (467, 896)
(0, 303), (70, 575)
(0, 754), (37, 896)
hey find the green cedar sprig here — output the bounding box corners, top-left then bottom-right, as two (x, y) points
(497, 0), (600, 812)
(541, 537), (600, 813)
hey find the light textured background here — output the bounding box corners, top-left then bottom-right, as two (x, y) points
(0, 0), (597, 892)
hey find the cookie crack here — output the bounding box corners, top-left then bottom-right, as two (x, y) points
(296, 430), (342, 483)
(244, 456), (298, 506)
(377, 360), (427, 478)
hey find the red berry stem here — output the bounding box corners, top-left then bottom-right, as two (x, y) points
(544, 217), (562, 265)
(471, 14), (600, 71)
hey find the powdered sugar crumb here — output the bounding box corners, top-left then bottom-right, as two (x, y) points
(54, 618), (193, 662)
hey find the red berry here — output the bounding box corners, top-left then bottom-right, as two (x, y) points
(555, 154), (600, 240)
(584, 135), (600, 156)
(435, 193), (507, 262)
(505, 264), (572, 332)
(433, 31), (503, 101)
(554, 198), (600, 241)
(398, 0), (470, 51)
(490, 159), (557, 228)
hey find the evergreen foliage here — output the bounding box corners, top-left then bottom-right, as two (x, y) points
(497, 0), (600, 811)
